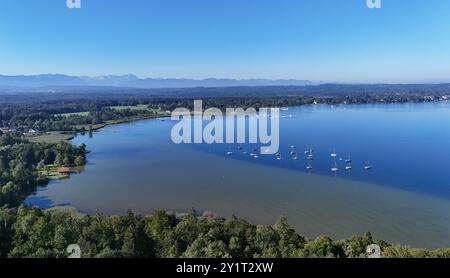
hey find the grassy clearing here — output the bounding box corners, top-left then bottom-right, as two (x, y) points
(29, 132), (74, 144)
(55, 112), (90, 117)
(108, 104), (151, 111)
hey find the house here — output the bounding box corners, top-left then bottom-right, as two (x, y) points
(58, 167), (71, 175)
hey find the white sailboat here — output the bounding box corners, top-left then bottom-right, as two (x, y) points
(364, 161), (373, 170)
(331, 160), (339, 172)
(330, 149), (337, 158)
(276, 153), (283, 160)
(345, 155), (352, 170)
(345, 155), (352, 164)
(305, 148), (314, 160)
(345, 163), (352, 171)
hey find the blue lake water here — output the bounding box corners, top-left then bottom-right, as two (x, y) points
(25, 102), (450, 248)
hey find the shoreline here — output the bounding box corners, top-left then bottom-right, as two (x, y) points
(29, 113), (171, 144)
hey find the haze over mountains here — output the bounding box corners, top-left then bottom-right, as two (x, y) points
(0, 74), (316, 89)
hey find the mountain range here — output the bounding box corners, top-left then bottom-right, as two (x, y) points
(0, 74), (316, 89)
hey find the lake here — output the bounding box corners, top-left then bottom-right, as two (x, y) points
(25, 102), (450, 248)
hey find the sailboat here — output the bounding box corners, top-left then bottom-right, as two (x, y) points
(331, 160), (339, 172)
(345, 162), (352, 171)
(291, 152), (298, 159)
(345, 155), (352, 164)
(364, 161), (373, 170)
(345, 155), (352, 170)
(305, 148), (314, 160)
(330, 149), (337, 158)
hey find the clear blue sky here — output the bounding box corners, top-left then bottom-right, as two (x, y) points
(1, 0), (450, 83)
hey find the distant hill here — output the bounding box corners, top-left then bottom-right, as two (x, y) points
(0, 74), (316, 89)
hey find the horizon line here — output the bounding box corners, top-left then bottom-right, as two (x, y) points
(1, 73), (449, 85)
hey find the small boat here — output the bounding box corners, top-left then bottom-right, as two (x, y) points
(291, 145), (296, 149)
(292, 156), (299, 160)
(253, 155), (259, 159)
(330, 149), (337, 158)
(306, 161), (313, 171)
(290, 151), (297, 156)
(345, 156), (352, 170)
(364, 165), (372, 170)
(306, 148), (314, 160)
(226, 152), (233, 156)
(305, 148), (314, 160)
(331, 161), (339, 172)
(345, 155), (352, 164)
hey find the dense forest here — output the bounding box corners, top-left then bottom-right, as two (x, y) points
(1, 207), (450, 258)
(1, 83), (450, 100)
(0, 102), (160, 133)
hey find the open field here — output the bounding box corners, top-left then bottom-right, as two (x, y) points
(28, 132), (75, 144)
(55, 112), (90, 117)
(108, 104), (152, 111)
